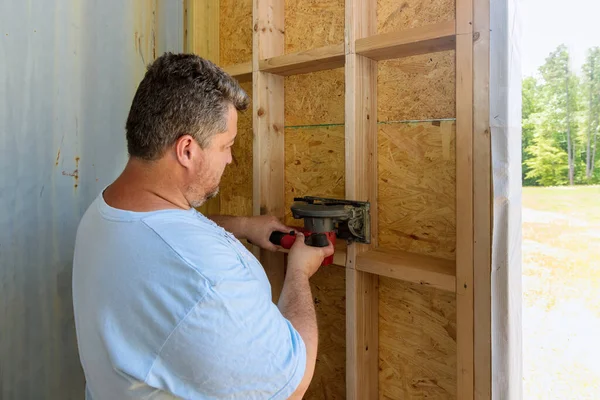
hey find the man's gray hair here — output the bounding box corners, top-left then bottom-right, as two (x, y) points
(125, 52), (250, 160)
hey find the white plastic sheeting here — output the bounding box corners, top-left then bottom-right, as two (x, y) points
(490, 0), (523, 397)
(0, 1), (183, 398)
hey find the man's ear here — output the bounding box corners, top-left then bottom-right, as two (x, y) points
(174, 134), (202, 169)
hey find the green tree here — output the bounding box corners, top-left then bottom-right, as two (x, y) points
(582, 47), (600, 182)
(525, 120), (570, 186)
(522, 76), (541, 185)
(528, 44), (581, 185)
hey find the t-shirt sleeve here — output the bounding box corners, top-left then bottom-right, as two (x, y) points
(143, 245), (307, 400)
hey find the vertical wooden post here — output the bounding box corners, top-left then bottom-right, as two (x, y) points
(473, 0), (492, 398)
(184, 0), (220, 63)
(345, 0), (379, 398)
(185, 0), (221, 216)
(456, 0), (475, 397)
(253, 0), (286, 301)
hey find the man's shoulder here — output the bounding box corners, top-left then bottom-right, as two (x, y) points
(140, 209), (229, 250)
(140, 211), (244, 284)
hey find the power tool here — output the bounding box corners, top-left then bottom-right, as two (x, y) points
(269, 196), (371, 266)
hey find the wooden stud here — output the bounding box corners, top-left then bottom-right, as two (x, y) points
(473, 0), (491, 398)
(253, 0), (285, 301)
(259, 43), (345, 76)
(356, 20), (456, 61)
(357, 249), (456, 293)
(456, 0), (475, 396)
(185, 0), (220, 64)
(346, 268), (379, 399)
(345, 0), (378, 398)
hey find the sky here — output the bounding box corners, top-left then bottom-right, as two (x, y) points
(521, 0), (600, 78)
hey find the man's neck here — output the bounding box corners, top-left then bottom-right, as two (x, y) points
(103, 158), (191, 212)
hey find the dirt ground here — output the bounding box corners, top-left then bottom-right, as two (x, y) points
(522, 185), (600, 399)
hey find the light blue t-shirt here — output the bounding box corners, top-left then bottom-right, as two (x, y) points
(72, 191), (306, 400)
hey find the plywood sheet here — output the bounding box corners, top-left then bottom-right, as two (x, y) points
(219, 81), (253, 217)
(220, 0), (252, 66)
(285, 68), (345, 126)
(377, 0), (455, 34)
(306, 264), (346, 399)
(285, 0), (345, 54)
(378, 51), (455, 122)
(379, 277), (457, 399)
(378, 121), (456, 260)
(284, 126), (345, 226)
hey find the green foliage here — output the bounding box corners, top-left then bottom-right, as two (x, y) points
(581, 47), (600, 183)
(522, 44), (600, 186)
(522, 77), (540, 186)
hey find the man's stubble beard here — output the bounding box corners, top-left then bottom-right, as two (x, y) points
(189, 184), (219, 209)
(205, 186), (219, 200)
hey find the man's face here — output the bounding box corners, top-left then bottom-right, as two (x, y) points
(187, 105), (237, 208)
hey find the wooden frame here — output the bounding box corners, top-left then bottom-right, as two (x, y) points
(344, 0), (379, 397)
(252, 0), (287, 300)
(456, 0), (475, 397)
(186, 0), (491, 397)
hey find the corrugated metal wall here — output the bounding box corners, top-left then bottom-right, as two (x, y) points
(0, 1), (183, 398)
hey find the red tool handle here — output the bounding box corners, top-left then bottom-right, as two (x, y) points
(269, 230), (336, 266)
(269, 231), (298, 249)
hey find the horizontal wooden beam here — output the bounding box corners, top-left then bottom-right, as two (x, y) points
(356, 248), (456, 292)
(222, 62), (253, 82)
(281, 245), (456, 291)
(356, 20), (456, 61)
(259, 43), (345, 76)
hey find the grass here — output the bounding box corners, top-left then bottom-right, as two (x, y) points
(523, 185), (600, 399)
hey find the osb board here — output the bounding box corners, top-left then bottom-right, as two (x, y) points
(284, 126), (345, 226)
(379, 277), (456, 399)
(219, 0), (252, 66)
(306, 264), (346, 399)
(219, 81), (253, 217)
(284, 68), (345, 126)
(378, 121), (456, 260)
(284, 0), (344, 54)
(378, 51), (455, 122)
(377, 0), (455, 34)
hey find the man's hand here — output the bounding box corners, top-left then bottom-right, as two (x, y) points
(243, 215), (294, 252)
(286, 232), (335, 279)
(208, 215), (293, 251)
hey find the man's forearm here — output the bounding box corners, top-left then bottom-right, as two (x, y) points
(277, 270), (318, 393)
(207, 215), (249, 239)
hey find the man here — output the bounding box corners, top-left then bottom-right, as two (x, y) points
(72, 52), (333, 400)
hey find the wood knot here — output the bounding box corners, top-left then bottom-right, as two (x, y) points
(257, 108), (265, 117)
(253, 23), (258, 32)
(272, 123), (280, 132)
(473, 32), (481, 41)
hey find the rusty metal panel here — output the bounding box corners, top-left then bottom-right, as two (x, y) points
(0, 1), (183, 398)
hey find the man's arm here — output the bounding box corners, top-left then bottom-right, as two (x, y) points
(207, 215), (250, 239)
(208, 214), (293, 251)
(277, 232), (334, 399)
